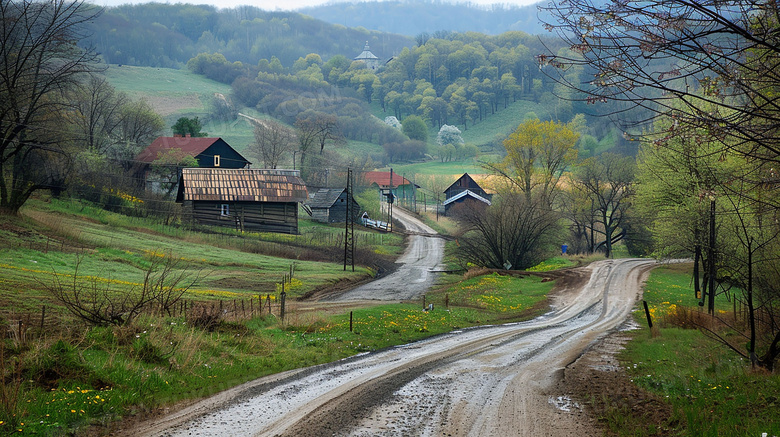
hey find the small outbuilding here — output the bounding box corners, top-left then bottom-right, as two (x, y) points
(177, 168), (308, 234)
(443, 173), (492, 215)
(444, 173), (492, 201)
(306, 188), (361, 224)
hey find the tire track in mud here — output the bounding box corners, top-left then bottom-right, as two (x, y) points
(130, 258), (655, 437)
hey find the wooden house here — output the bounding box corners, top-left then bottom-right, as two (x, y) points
(363, 170), (416, 200)
(306, 188), (361, 224)
(136, 136), (250, 169)
(134, 136), (251, 194)
(443, 173), (492, 215)
(177, 168), (308, 234)
(444, 173), (492, 201)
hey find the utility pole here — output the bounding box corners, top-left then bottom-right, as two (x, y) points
(389, 168), (394, 233)
(707, 197), (716, 315)
(344, 168), (355, 272)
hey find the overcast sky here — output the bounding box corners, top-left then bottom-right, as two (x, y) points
(93, 0), (542, 12)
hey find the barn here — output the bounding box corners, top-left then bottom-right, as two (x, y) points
(177, 168), (308, 234)
(306, 188), (361, 224)
(443, 173), (492, 215)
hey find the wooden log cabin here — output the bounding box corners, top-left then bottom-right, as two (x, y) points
(177, 168), (308, 234)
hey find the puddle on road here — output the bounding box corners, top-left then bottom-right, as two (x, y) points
(548, 395), (582, 412)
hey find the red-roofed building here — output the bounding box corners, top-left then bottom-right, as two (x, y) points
(361, 170), (417, 204)
(362, 171), (412, 189)
(136, 136), (250, 169)
(134, 135), (251, 195)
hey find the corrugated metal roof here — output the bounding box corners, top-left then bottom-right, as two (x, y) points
(363, 171), (412, 188)
(307, 188), (346, 209)
(442, 189), (492, 207)
(180, 168), (308, 203)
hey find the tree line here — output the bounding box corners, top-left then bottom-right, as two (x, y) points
(537, 0), (780, 370)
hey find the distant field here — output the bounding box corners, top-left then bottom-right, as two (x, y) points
(103, 65), (231, 117)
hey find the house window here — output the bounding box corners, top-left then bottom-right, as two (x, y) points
(220, 204), (230, 216)
(214, 155), (221, 167)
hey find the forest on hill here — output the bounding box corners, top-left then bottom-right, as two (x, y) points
(299, 0), (547, 36)
(85, 3), (414, 68)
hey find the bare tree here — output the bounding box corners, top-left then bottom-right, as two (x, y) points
(71, 75), (127, 154)
(45, 253), (201, 326)
(573, 153), (636, 258)
(249, 120), (297, 169)
(0, 0), (103, 214)
(455, 192), (563, 270)
(539, 0), (780, 207)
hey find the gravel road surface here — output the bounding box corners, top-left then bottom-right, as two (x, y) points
(330, 207), (446, 301)
(128, 258), (655, 437)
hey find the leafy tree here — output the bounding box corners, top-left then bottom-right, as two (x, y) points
(149, 150), (199, 198)
(0, 0), (102, 214)
(487, 119), (579, 205)
(112, 99), (165, 165)
(171, 117), (207, 137)
(401, 115), (428, 143)
(436, 125), (464, 148)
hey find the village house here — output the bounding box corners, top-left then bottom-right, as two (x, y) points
(176, 168), (308, 234)
(362, 170), (415, 203)
(134, 135), (251, 193)
(306, 188), (361, 224)
(443, 173), (492, 215)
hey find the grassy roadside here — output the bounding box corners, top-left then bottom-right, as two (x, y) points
(0, 198), (563, 436)
(598, 263), (780, 436)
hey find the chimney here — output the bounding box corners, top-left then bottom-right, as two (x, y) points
(185, 133), (191, 138)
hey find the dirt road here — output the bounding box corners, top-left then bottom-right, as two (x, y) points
(329, 207), (445, 301)
(130, 258), (655, 437)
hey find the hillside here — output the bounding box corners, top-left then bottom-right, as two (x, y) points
(300, 0), (548, 36)
(85, 3), (414, 68)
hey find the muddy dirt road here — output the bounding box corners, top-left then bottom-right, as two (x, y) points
(331, 207), (445, 301)
(131, 258), (655, 437)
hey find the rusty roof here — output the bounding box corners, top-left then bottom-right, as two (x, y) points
(179, 168), (308, 203)
(362, 171), (413, 188)
(137, 136), (222, 163)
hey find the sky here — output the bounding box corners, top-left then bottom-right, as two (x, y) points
(93, 0), (542, 12)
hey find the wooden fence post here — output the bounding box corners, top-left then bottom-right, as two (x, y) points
(280, 291), (286, 321)
(349, 311), (353, 332)
(40, 305), (46, 334)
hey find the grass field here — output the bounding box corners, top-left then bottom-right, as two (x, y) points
(599, 263), (780, 436)
(0, 197), (563, 435)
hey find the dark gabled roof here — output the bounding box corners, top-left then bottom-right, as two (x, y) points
(178, 168), (308, 203)
(444, 172), (482, 193)
(136, 136), (249, 165)
(307, 188), (347, 209)
(442, 189), (492, 207)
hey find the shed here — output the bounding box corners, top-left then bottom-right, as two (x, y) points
(307, 188), (361, 224)
(177, 168), (308, 234)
